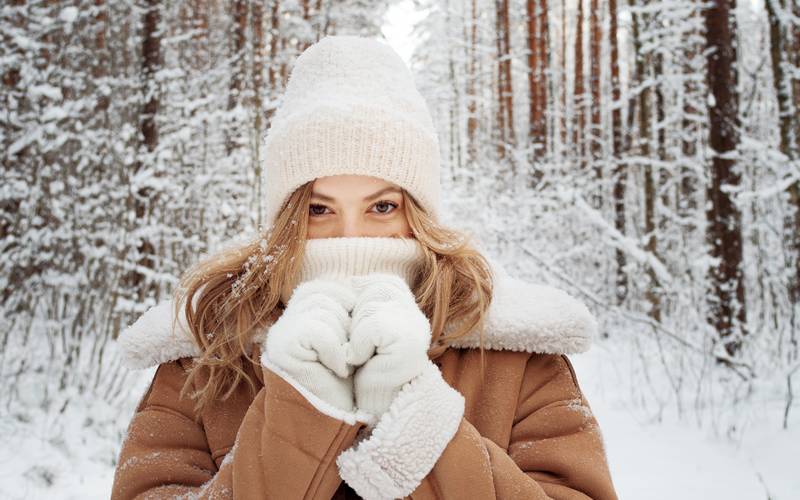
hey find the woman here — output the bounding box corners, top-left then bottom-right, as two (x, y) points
(111, 35), (618, 499)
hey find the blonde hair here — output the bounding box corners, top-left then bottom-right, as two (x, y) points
(173, 181), (493, 421)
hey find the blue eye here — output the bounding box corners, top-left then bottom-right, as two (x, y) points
(372, 201), (398, 214)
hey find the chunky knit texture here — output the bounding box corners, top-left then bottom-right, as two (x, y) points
(346, 273), (433, 418)
(280, 236), (426, 305)
(265, 279), (358, 412)
(262, 35), (442, 227)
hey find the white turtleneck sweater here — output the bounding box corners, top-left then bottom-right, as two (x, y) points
(279, 236), (426, 305)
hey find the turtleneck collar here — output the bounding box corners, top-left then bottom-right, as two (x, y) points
(279, 236), (426, 305)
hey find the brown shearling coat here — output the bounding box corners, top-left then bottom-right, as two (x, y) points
(111, 262), (619, 499)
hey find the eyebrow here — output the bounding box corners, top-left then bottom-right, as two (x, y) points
(310, 186), (402, 203)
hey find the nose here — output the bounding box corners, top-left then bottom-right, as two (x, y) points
(336, 209), (374, 237)
(339, 216), (368, 237)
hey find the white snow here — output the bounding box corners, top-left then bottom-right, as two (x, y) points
(571, 342), (800, 499)
(59, 7), (79, 24)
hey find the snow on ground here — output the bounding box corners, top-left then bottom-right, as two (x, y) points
(0, 339), (797, 499)
(0, 358), (154, 500)
(571, 340), (800, 500)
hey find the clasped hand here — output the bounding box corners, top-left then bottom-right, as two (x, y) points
(265, 274), (432, 417)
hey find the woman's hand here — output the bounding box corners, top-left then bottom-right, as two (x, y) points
(264, 278), (358, 412)
(346, 273), (432, 417)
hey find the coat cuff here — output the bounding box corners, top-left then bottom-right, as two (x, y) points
(336, 362), (465, 500)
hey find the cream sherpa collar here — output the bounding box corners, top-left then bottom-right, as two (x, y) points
(115, 255), (597, 369)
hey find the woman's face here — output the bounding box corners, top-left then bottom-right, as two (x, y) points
(306, 174), (413, 239)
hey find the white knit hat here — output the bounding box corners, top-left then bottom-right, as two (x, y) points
(262, 35), (441, 227)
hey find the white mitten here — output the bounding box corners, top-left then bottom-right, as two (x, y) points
(346, 273), (432, 417)
(264, 278), (357, 412)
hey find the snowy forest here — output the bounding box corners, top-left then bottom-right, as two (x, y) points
(2, 0), (799, 497)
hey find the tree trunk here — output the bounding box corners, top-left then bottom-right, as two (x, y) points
(227, 0), (248, 155)
(527, 0), (548, 161)
(609, 0), (626, 303)
(680, 4), (700, 219)
(589, 0), (602, 207)
(252, 0), (265, 228)
(466, 0), (479, 169)
(560, 0), (567, 153)
(705, 0), (747, 359)
(794, 2), (800, 152)
(94, 0), (109, 114)
(766, 0), (793, 158)
(574, 0), (585, 165)
(125, 0), (161, 297)
(766, 0), (800, 317)
(495, 0), (516, 169)
(268, 0), (281, 91)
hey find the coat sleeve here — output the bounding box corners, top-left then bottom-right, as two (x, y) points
(336, 353), (618, 500)
(111, 358), (374, 500)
